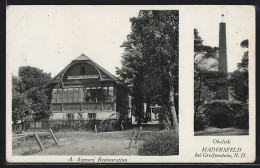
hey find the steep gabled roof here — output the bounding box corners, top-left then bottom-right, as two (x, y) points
(46, 54), (123, 87)
(74, 54), (91, 61)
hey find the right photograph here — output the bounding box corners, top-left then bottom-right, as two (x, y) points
(194, 14), (249, 136)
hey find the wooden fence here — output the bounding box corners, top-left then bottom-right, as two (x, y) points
(15, 119), (124, 132)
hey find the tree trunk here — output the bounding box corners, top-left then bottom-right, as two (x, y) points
(169, 85), (178, 130)
(195, 76), (202, 115)
(146, 97), (151, 122)
(138, 99), (143, 126)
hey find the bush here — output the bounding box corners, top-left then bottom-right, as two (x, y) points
(194, 113), (208, 131)
(202, 100), (248, 129)
(158, 108), (172, 130)
(138, 130), (179, 156)
(233, 103), (249, 129)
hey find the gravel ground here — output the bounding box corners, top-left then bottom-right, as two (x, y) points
(194, 127), (249, 136)
(12, 129), (154, 156)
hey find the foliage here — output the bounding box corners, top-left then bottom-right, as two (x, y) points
(16, 66), (52, 92)
(228, 39), (248, 103)
(202, 100), (248, 129)
(240, 39), (248, 48)
(12, 90), (32, 123)
(228, 70), (248, 103)
(157, 107), (172, 130)
(194, 29), (219, 114)
(138, 130), (179, 155)
(237, 51), (248, 71)
(119, 113), (132, 130)
(194, 28), (218, 63)
(26, 87), (52, 120)
(12, 66), (52, 122)
(116, 10), (179, 128)
(193, 31), (249, 130)
(233, 103), (249, 129)
(194, 112), (208, 131)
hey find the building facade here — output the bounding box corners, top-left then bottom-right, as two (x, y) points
(46, 54), (132, 121)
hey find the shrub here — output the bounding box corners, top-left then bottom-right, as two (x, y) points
(138, 130), (179, 156)
(233, 103), (249, 129)
(194, 112), (208, 131)
(202, 100), (248, 129)
(158, 108), (172, 130)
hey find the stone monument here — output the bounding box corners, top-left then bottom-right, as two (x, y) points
(216, 14), (229, 100)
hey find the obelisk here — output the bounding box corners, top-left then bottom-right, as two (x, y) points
(216, 14), (229, 100)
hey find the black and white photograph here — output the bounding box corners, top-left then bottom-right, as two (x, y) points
(6, 5), (256, 163)
(8, 6), (179, 158)
(194, 13), (250, 136)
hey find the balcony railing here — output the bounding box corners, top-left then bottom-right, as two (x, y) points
(52, 102), (114, 112)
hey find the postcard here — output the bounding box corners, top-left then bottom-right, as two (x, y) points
(6, 5), (256, 163)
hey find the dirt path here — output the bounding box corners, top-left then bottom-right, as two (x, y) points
(36, 132), (141, 155)
(13, 131), (146, 156)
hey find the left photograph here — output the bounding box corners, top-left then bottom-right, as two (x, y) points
(8, 7), (179, 157)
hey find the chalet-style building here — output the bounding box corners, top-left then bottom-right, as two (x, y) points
(46, 54), (132, 121)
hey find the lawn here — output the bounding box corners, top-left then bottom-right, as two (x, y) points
(194, 127), (249, 136)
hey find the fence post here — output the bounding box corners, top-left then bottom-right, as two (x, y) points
(135, 126), (142, 144)
(49, 128), (58, 145)
(22, 136), (25, 155)
(34, 121), (36, 133)
(34, 133), (44, 151)
(29, 143), (32, 155)
(121, 123), (124, 131)
(128, 130), (136, 149)
(95, 124), (97, 133)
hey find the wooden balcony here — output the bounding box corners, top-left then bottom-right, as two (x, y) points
(51, 102), (114, 112)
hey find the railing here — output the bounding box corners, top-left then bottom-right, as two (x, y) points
(22, 119), (121, 132)
(52, 102), (114, 112)
(12, 123), (23, 133)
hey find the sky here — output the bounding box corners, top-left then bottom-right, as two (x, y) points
(7, 6), (254, 78)
(191, 6), (254, 72)
(7, 6), (140, 77)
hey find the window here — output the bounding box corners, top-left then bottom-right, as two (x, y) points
(108, 87), (114, 102)
(51, 87), (107, 104)
(79, 88), (84, 103)
(57, 89), (63, 103)
(73, 88), (80, 103)
(63, 89), (68, 103)
(52, 89), (57, 103)
(94, 87), (102, 102)
(85, 87), (91, 102)
(103, 86), (114, 102)
(80, 66), (85, 75)
(88, 113), (96, 120)
(67, 113), (74, 120)
(85, 87), (102, 103)
(68, 88), (74, 103)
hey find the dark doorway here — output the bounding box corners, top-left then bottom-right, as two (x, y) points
(212, 113), (230, 128)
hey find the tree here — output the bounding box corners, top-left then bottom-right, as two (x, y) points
(228, 70), (248, 102)
(12, 66), (52, 122)
(12, 90), (32, 123)
(237, 39), (248, 71)
(117, 10), (179, 129)
(26, 87), (52, 120)
(228, 39), (249, 103)
(16, 66), (52, 92)
(194, 29), (219, 114)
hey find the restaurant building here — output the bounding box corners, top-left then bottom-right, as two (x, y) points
(46, 54), (133, 121)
